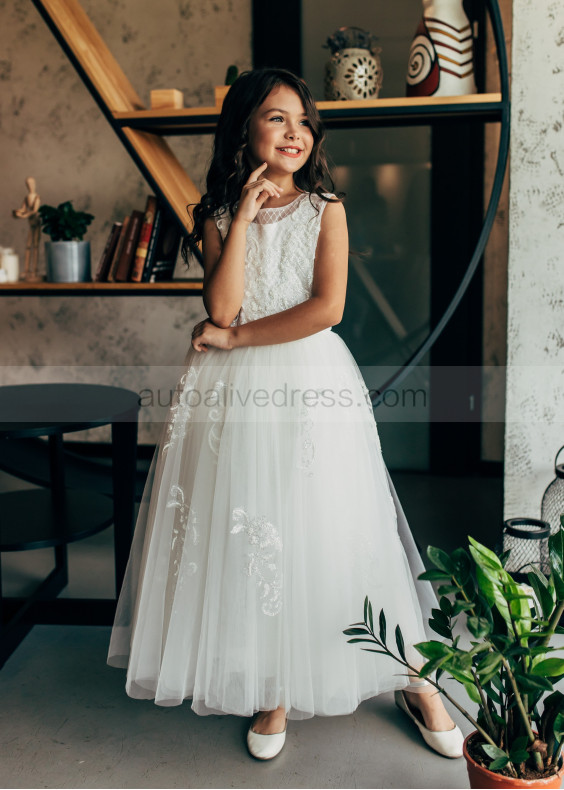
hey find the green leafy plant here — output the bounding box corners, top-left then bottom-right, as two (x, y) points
(345, 515), (564, 780)
(225, 65), (239, 85)
(38, 200), (94, 241)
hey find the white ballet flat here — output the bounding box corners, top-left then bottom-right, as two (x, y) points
(246, 713), (288, 760)
(394, 689), (464, 759)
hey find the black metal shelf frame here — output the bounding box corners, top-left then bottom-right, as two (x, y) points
(0, 280), (203, 296)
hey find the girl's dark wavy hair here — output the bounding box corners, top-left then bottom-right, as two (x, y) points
(181, 67), (344, 268)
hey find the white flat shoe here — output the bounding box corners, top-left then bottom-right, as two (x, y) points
(394, 689), (464, 759)
(246, 713), (288, 760)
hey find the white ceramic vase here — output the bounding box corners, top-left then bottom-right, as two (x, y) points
(406, 0), (477, 97)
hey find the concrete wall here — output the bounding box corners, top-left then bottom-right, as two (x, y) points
(504, 0), (564, 517)
(0, 0), (251, 443)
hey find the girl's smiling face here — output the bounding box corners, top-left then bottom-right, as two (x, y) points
(246, 84), (314, 178)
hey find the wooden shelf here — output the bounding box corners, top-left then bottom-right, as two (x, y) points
(0, 279), (203, 296)
(31, 0), (202, 234)
(113, 93), (504, 135)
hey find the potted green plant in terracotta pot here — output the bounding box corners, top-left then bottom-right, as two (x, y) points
(345, 516), (564, 788)
(39, 200), (94, 282)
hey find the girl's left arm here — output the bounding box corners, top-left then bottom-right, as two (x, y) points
(229, 199), (348, 348)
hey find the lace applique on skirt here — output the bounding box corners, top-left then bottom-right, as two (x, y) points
(230, 506), (284, 616)
(164, 366), (200, 453)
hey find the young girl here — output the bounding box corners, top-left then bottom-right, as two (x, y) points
(107, 67), (463, 762)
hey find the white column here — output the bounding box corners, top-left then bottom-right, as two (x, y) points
(505, 0), (564, 517)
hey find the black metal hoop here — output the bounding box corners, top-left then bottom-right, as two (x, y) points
(372, 0), (510, 405)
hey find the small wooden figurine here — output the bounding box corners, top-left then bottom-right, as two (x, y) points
(12, 176), (44, 281)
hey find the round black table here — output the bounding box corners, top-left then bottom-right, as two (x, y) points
(0, 383), (139, 667)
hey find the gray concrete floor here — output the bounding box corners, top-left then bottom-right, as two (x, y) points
(0, 468), (504, 789)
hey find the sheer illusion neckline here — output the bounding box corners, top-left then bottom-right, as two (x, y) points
(252, 192), (308, 225)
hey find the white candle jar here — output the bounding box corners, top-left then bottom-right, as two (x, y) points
(1, 251), (20, 282)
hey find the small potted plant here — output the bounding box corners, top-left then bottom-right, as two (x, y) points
(39, 200), (94, 282)
(345, 516), (564, 788)
(215, 64), (239, 107)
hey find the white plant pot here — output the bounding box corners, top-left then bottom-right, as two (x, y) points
(45, 240), (91, 282)
(324, 47), (383, 101)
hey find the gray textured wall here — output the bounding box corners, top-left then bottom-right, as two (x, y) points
(505, 0), (564, 517)
(0, 0), (251, 443)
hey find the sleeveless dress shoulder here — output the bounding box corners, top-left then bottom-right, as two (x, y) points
(107, 190), (441, 720)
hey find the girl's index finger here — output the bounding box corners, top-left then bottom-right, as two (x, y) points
(250, 162), (268, 179)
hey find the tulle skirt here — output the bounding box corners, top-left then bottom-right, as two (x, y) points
(107, 327), (440, 720)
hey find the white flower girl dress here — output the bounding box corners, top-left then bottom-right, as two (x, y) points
(107, 191), (440, 720)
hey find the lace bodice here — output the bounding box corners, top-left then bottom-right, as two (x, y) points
(214, 191), (334, 327)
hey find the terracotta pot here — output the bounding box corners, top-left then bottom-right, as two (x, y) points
(463, 731), (564, 789)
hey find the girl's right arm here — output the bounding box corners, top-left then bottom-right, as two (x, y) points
(201, 163), (283, 328)
(201, 216), (248, 328)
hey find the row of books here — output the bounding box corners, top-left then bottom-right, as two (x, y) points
(94, 195), (182, 282)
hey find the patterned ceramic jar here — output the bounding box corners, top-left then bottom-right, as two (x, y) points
(324, 46), (383, 101)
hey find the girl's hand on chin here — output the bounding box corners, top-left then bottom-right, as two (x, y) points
(234, 161), (283, 225)
(191, 319), (234, 352)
